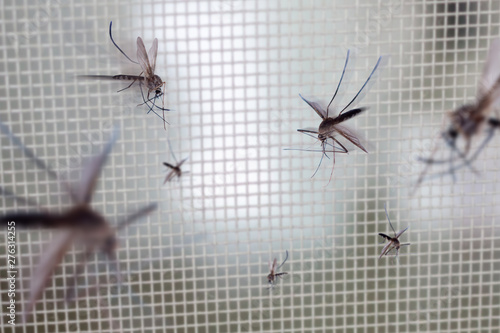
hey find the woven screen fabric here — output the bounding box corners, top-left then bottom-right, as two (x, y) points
(1, 0), (499, 332)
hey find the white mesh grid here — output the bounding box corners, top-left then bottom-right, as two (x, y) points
(1, 0), (500, 332)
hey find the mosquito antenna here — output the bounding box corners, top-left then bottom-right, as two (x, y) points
(326, 49), (350, 117)
(384, 203), (397, 236)
(340, 55), (382, 115)
(277, 250), (288, 270)
(109, 21), (139, 65)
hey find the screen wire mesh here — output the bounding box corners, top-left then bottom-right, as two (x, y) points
(1, 0), (500, 332)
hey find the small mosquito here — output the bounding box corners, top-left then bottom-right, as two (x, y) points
(267, 250), (288, 288)
(163, 140), (189, 184)
(378, 205), (410, 261)
(0, 123), (157, 322)
(287, 50), (383, 182)
(80, 21), (169, 128)
(415, 39), (500, 188)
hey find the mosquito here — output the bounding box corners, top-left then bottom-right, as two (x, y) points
(378, 204), (410, 261)
(415, 39), (500, 188)
(163, 140), (189, 184)
(0, 123), (157, 322)
(80, 21), (169, 128)
(287, 50), (383, 183)
(267, 250), (288, 288)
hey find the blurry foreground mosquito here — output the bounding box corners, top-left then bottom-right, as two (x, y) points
(286, 50), (383, 183)
(0, 123), (157, 322)
(267, 250), (288, 288)
(415, 39), (500, 189)
(163, 140), (189, 184)
(80, 21), (169, 128)
(378, 205), (410, 262)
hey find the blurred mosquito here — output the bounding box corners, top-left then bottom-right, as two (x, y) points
(267, 250), (288, 288)
(163, 140), (189, 184)
(0, 123), (157, 322)
(80, 21), (169, 128)
(378, 204), (410, 262)
(286, 50), (383, 183)
(415, 39), (500, 188)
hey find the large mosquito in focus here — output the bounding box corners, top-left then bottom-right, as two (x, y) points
(80, 21), (169, 128)
(163, 140), (189, 184)
(378, 205), (410, 261)
(415, 39), (500, 188)
(0, 122), (157, 322)
(287, 50), (383, 182)
(267, 250), (288, 288)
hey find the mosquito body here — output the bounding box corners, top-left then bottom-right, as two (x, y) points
(80, 22), (169, 127)
(291, 50), (383, 181)
(0, 123), (157, 321)
(163, 140), (189, 184)
(267, 250), (288, 287)
(163, 159), (188, 183)
(378, 205), (410, 260)
(416, 39), (500, 187)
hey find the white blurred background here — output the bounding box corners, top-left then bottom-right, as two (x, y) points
(1, 0), (499, 332)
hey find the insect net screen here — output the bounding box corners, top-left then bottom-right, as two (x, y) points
(1, 0), (499, 332)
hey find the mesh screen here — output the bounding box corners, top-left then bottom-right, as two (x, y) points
(1, 0), (500, 332)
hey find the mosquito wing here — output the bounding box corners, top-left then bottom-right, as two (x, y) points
(395, 226), (409, 239)
(72, 130), (118, 205)
(24, 229), (76, 321)
(477, 39), (500, 100)
(271, 258), (278, 273)
(177, 157), (189, 169)
(148, 38), (158, 75)
(379, 241), (394, 259)
(137, 37), (154, 78)
(299, 94), (327, 120)
(333, 124), (368, 153)
(163, 170), (177, 184)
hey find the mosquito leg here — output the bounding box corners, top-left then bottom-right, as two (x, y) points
(138, 84), (168, 122)
(117, 79), (138, 93)
(425, 126), (496, 182)
(311, 147), (326, 178)
(109, 21), (139, 65)
(448, 140), (457, 183)
(442, 134), (479, 174)
(65, 248), (96, 302)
